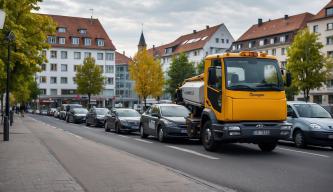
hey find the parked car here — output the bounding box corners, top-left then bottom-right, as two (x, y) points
(59, 104), (68, 120)
(53, 107), (60, 118)
(62, 104), (82, 121)
(34, 109), (40, 114)
(47, 108), (57, 116)
(321, 105), (333, 116)
(140, 104), (190, 142)
(27, 109), (33, 113)
(85, 108), (109, 127)
(284, 101), (333, 149)
(40, 109), (48, 115)
(105, 108), (141, 133)
(66, 108), (88, 124)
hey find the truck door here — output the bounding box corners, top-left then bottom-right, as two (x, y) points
(206, 59), (222, 114)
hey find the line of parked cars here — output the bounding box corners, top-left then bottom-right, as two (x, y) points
(30, 102), (333, 150)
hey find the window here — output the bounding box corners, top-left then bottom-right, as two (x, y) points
(57, 27), (66, 33)
(313, 95), (322, 104)
(40, 76), (47, 83)
(50, 50), (57, 59)
(72, 37), (80, 45)
(84, 38), (91, 46)
(249, 41), (256, 48)
(97, 53), (104, 60)
(48, 36), (56, 44)
(232, 45), (236, 50)
(39, 89), (46, 95)
(41, 64), (46, 71)
(270, 38), (275, 44)
(259, 40), (264, 46)
(221, 39), (225, 43)
(280, 36), (285, 43)
(50, 89), (57, 95)
(313, 25), (319, 33)
(73, 77), (76, 84)
(193, 50), (198, 56)
(326, 79), (333, 87)
(106, 53), (114, 61)
(61, 89), (76, 95)
(326, 7), (333, 16)
(74, 65), (79, 72)
(50, 77), (57, 84)
(281, 48), (286, 55)
(61, 64), (68, 72)
(226, 39), (229, 44)
(59, 37), (66, 44)
(84, 52), (91, 58)
(61, 77), (68, 84)
(237, 44), (242, 50)
(107, 77), (114, 85)
(42, 50), (46, 58)
(327, 36), (333, 45)
(50, 63), (57, 71)
(328, 51), (333, 57)
(78, 29), (87, 34)
(96, 39), (104, 46)
(329, 95), (333, 104)
(61, 51), (67, 59)
(272, 48), (276, 56)
(215, 38), (219, 43)
(74, 52), (81, 59)
(105, 65), (114, 73)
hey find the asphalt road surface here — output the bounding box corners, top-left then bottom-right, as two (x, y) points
(30, 114), (333, 192)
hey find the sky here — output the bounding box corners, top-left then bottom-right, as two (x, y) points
(37, 0), (330, 57)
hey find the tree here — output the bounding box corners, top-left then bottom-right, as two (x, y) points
(0, 0), (56, 99)
(196, 59), (205, 75)
(76, 57), (105, 108)
(287, 28), (333, 102)
(166, 53), (196, 99)
(129, 49), (164, 108)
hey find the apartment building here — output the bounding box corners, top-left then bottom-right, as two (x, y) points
(36, 14), (116, 107)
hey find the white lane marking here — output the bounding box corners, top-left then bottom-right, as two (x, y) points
(166, 146), (220, 160)
(278, 147), (330, 158)
(118, 135), (130, 139)
(134, 138), (153, 144)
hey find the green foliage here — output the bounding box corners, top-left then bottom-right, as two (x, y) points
(0, 0), (56, 101)
(76, 57), (105, 107)
(166, 53), (196, 98)
(196, 59), (205, 75)
(129, 49), (164, 107)
(287, 28), (333, 102)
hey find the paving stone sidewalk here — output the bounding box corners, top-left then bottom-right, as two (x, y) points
(0, 116), (85, 192)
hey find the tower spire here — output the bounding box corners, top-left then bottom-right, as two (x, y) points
(138, 24), (147, 51)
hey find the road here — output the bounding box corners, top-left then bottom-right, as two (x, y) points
(30, 114), (333, 192)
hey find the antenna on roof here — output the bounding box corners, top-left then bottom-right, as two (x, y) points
(89, 8), (94, 24)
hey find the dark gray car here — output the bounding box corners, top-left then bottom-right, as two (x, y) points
(85, 108), (109, 127)
(104, 108), (141, 133)
(66, 108), (88, 124)
(140, 104), (190, 142)
(285, 101), (333, 149)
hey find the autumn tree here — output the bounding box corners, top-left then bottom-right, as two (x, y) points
(287, 28), (333, 102)
(0, 0), (56, 103)
(75, 57), (105, 108)
(166, 53), (196, 99)
(129, 49), (164, 108)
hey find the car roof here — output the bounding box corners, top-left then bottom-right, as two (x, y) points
(153, 103), (182, 107)
(287, 101), (317, 105)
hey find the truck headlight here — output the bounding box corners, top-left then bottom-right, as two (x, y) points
(310, 123), (322, 130)
(227, 126), (241, 131)
(226, 126), (241, 136)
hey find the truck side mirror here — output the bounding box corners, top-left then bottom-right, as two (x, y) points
(208, 67), (217, 85)
(285, 72), (292, 87)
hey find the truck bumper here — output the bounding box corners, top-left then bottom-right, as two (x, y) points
(211, 121), (291, 143)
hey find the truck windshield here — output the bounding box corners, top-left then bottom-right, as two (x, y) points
(224, 58), (284, 91)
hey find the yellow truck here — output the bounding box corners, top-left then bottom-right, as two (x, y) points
(176, 51), (292, 152)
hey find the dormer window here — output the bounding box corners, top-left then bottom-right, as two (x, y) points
(57, 27), (66, 33)
(326, 7), (333, 16)
(165, 47), (172, 54)
(72, 37), (80, 45)
(78, 29), (87, 34)
(84, 38), (91, 46)
(48, 36), (57, 44)
(96, 39), (104, 46)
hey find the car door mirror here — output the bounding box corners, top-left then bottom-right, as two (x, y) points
(285, 72), (292, 87)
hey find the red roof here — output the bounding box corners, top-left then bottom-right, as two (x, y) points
(237, 13), (313, 42)
(148, 24), (223, 56)
(310, 0), (333, 21)
(115, 51), (132, 65)
(41, 14), (116, 50)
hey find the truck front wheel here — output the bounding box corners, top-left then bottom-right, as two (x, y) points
(202, 120), (218, 151)
(258, 141), (277, 152)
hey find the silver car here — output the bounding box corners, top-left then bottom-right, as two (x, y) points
(285, 101), (333, 149)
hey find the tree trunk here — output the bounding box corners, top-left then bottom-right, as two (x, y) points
(1, 93), (3, 123)
(144, 96), (147, 111)
(303, 89), (307, 102)
(88, 93), (91, 109)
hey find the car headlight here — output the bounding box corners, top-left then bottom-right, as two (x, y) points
(120, 120), (128, 126)
(164, 120), (177, 127)
(281, 125), (292, 130)
(309, 123), (322, 130)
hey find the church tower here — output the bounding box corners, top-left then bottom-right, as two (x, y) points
(138, 31), (147, 51)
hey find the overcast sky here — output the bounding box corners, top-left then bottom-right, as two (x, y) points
(38, 0), (329, 57)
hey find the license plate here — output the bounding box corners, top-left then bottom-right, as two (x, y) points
(329, 135), (333, 139)
(181, 129), (187, 133)
(253, 130), (270, 136)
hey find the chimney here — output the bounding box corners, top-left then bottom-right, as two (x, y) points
(193, 30), (197, 34)
(122, 51), (125, 55)
(258, 18), (263, 26)
(284, 15), (288, 20)
(206, 25), (210, 29)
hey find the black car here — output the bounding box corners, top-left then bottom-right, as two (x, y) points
(64, 104), (83, 121)
(66, 108), (88, 124)
(104, 108), (141, 133)
(85, 108), (109, 127)
(140, 104), (190, 142)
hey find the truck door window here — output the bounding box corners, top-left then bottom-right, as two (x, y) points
(208, 66), (222, 91)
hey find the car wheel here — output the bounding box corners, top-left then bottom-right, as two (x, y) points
(258, 141), (278, 152)
(105, 122), (110, 132)
(116, 123), (121, 134)
(140, 124), (148, 138)
(293, 130), (306, 148)
(158, 126), (166, 142)
(85, 120), (90, 126)
(202, 120), (218, 151)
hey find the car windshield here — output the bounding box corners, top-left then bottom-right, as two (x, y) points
(160, 106), (190, 117)
(294, 104), (331, 118)
(74, 108), (88, 114)
(224, 58), (284, 91)
(96, 108), (109, 115)
(116, 109), (141, 117)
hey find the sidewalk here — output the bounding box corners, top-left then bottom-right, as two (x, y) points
(0, 116), (85, 192)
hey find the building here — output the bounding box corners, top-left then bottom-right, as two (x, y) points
(231, 13), (314, 69)
(148, 24), (234, 73)
(115, 51), (138, 108)
(306, 0), (333, 105)
(36, 14), (116, 108)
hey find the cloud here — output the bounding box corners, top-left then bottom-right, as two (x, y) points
(37, 0), (329, 57)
